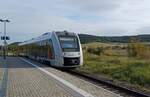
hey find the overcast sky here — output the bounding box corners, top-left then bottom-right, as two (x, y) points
(1, 0), (150, 44)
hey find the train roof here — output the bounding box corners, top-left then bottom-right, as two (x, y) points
(19, 32), (53, 46)
(19, 31), (77, 46)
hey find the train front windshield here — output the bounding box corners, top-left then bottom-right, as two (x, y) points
(59, 36), (79, 52)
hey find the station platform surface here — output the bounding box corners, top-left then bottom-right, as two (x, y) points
(0, 57), (121, 97)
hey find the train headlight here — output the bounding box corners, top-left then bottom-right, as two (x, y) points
(71, 59), (78, 64)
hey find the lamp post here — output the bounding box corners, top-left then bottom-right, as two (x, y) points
(0, 19), (10, 59)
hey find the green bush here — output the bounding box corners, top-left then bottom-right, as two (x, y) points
(87, 47), (104, 55)
(82, 46), (87, 50)
(127, 42), (150, 58)
(127, 37), (150, 58)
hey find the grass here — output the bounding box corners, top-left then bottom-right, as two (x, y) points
(80, 42), (150, 92)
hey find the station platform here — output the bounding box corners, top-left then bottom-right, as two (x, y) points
(0, 57), (121, 97)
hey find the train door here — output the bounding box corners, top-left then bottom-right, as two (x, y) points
(47, 39), (54, 59)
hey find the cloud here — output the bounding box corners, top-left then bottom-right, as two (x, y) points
(136, 26), (150, 35)
(65, 0), (120, 12)
(0, 0), (150, 44)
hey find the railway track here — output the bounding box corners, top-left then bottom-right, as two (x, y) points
(65, 69), (150, 97)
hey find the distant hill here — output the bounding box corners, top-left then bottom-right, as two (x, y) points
(78, 34), (150, 44)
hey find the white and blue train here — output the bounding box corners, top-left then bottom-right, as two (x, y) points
(19, 31), (83, 68)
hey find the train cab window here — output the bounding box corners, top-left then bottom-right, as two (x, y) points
(59, 36), (79, 52)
